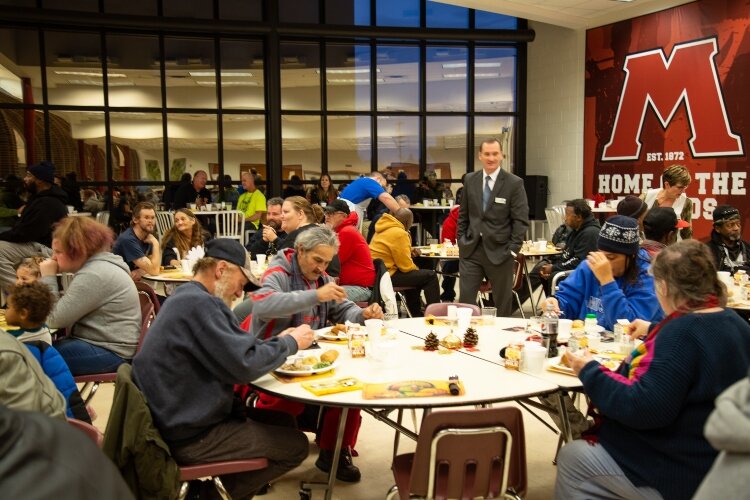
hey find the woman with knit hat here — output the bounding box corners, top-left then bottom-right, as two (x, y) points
(543, 215), (664, 330)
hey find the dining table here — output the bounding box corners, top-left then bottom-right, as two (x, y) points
(519, 246), (562, 312)
(251, 317), (572, 500)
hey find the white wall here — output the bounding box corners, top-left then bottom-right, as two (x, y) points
(526, 21), (586, 206)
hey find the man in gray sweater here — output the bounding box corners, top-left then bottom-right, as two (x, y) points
(133, 239), (313, 498)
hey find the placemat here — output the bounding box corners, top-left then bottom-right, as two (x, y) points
(362, 380), (465, 399)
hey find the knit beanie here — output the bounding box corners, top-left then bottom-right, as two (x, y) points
(27, 161), (56, 185)
(598, 215), (640, 255)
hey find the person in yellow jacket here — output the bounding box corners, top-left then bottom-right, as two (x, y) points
(369, 208), (439, 316)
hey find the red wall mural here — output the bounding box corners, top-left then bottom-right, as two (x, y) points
(584, 0), (750, 241)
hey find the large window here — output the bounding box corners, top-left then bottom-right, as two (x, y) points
(0, 0), (525, 196)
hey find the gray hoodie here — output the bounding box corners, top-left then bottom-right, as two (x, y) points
(693, 370), (750, 499)
(44, 252), (141, 359)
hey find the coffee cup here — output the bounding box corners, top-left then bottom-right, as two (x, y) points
(522, 344), (546, 374)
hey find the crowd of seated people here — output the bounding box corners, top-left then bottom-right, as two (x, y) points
(2, 160), (750, 499)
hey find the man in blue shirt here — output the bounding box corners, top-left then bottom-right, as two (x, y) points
(113, 202), (161, 279)
(340, 172), (400, 229)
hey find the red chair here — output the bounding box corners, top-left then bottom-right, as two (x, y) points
(67, 417), (103, 447)
(135, 280), (160, 315)
(177, 460), (269, 500)
(387, 407), (527, 500)
(511, 253), (527, 319)
(75, 300), (155, 404)
(424, 302), (481, 317)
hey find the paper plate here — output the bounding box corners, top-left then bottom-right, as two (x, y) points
(275, 359), (339, 377)
(315, 326), (349, 341)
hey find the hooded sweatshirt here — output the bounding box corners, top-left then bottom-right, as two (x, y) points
(554, 249), (664, 330)
(693, 370), (750, 499)
(550, 214), (600, 273)
(44, 252), (141, 360)
(250, 248), (364, 339)
(0, 185), (68, 247)
(369, 213), (417, 275)
(333, 211), (374, 288)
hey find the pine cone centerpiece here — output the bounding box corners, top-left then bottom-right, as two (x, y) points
(463, 327), (479, 348)
(424, 331), (439, 351)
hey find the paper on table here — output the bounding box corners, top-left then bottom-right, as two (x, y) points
(362, 380), (465, 399)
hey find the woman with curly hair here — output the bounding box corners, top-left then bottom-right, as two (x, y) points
(160, 208), (209, 267)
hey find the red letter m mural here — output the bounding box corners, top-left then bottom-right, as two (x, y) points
(602, 37), (743, 161)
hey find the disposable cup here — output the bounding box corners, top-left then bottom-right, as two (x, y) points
(522, 345), (546, 374)
(447, 305), (458, 318)
(181, 259), (193, 275)
(717, 271), (731, 285)
(535, 240), (547, 251)
(364, 319), (383, 342)
(558, 319), (572, 336)
(256, 254), (267, 267)
(586, 333), (601, 351)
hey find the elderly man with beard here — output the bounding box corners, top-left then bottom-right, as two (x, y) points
(0, 161), (68, 291)
(249, 226), (383, 482)
(707, 204), (750, 274)
(133, 238), (313, 499)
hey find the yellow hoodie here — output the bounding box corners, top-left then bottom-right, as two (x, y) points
(369, 213), (418, 275)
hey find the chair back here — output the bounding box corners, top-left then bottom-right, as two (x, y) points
(95, 210), (110, 227)
(215, 210), (244, 243)
(424, 303), (480, 317)
(68, 417), (104, 448)
(376, 260), (398, 316)
(550, 270), (573, 297)
(408, 407), (526, 499)
(136, 300), (155, 355)
(155, 211), (174, 240)
(512, 253), (526, 292)
(135, 280), (161, 315)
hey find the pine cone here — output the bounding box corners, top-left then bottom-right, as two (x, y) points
(425, 331), (439, 351)
(463, 327), (479, 347)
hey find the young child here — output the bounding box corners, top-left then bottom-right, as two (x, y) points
(15, 255), (46, 286)
(4, 282), (90, 422)
(5, 282), (56, 344)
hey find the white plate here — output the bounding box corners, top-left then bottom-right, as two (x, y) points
(315, 326), (349, 341)
(275, 358), (339, 377)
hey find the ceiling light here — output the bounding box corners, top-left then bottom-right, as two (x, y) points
(189, 71), (254, 77)
(442, 62), (466, 69)
(195, 80), (259, 86)
(477, 62), (502, 68)
(66, 79), (134, 86)
(476, 72), (500, 78)
(324, 68), (377, 74)
(443, 73), (466, 78)
(55, 70), (126, 77)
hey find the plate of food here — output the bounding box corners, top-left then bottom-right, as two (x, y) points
(275, 350), (340, 376)
(316, 323), (350, 341)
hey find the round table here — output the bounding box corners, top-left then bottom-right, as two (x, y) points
(252, 325), (563, 499)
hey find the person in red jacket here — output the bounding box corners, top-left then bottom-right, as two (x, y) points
(439, 205), (460, 301)
(324, 200), (375, 302)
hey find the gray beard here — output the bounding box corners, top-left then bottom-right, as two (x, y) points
(213, 273), (234, 307)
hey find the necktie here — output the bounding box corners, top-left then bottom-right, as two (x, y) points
(483, 175), (491, 210)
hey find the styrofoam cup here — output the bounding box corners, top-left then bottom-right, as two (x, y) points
(522, 345), (546, 374)
(558, 319), (572, 336)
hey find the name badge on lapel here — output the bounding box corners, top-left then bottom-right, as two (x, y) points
(495, 197), (506, 204)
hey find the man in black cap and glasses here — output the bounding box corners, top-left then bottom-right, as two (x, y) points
(707, 204), (750, 274)
(0, 161), (68, 290)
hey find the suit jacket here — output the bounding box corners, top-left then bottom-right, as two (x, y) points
(457, 169), (529, 265)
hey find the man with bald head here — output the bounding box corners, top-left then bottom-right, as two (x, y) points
(174, 169), (211, 209)
(369, 207), (439, 316)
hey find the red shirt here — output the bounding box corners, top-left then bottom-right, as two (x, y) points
(441, 205), (460, 243)
(335, 212), (375, 287)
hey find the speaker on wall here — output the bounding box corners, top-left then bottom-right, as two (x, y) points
(523, 175), (548, 220)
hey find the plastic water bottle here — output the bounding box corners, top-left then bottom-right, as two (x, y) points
(542, 303), (559, 357)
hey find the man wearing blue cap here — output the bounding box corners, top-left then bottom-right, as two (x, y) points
(0, 161), (68, 290)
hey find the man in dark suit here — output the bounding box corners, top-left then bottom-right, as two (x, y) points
(457, 138), (529, 316)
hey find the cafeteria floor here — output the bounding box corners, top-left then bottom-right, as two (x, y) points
(90, 384), (559, 499)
